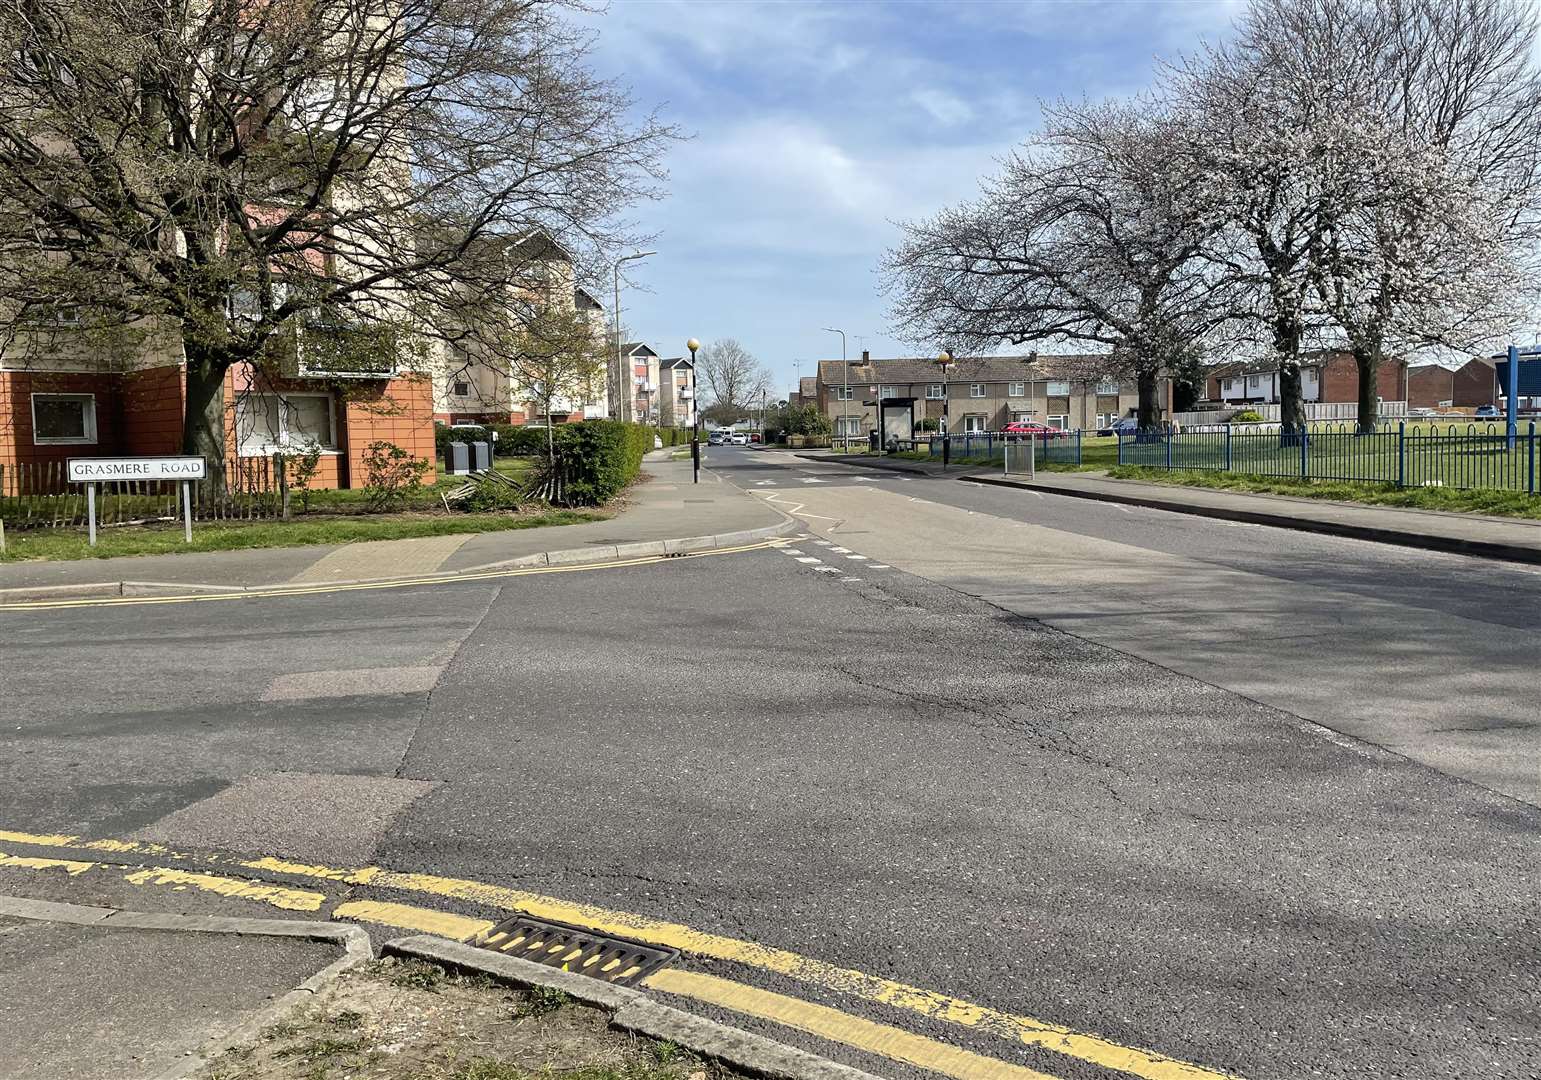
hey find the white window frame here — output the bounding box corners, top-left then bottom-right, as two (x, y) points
(1095, 379), (1120, 395)
(879, 385), (899, 397)
(962, 414), (988, 433)
(1045, 380), (1071, 397)
(238, 392), (338, 455)
(30, 393), (97, 445)
(835, 416), (863, 437)
(1011, 411), (1033, 423)
(968, 383), (986, 398)
(1047, 415), (1069, 430)
(1008, 381), (1026, 397)
(834, 386), (854, 401)
(926, 384), (945, 399)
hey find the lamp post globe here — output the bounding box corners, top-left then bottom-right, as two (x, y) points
(687, 338), (700, 356)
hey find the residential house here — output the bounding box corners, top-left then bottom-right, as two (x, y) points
(1206, 350), (1408, 407)
(1407, 358), (1498, 411)
(812, 352), (1169, 439)
(0, 342), (437, 490)
(788, 376), (817, 409)
(624, 342), (661, 424)
(430, 231), (608, 427)
(657, 356), (697, 429)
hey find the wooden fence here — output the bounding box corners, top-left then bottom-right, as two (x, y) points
(0, 458), (284, 531)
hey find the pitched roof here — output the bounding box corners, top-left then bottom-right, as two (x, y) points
(575, 286), (603, 310)
(815, 353), (1113, 385)
(622, 342), (657, 357)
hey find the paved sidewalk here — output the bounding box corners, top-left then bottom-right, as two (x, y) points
(0, 456), (788, 594)
(967, 469), (1541, 563)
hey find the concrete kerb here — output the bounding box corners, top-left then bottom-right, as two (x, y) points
(961, 473), (1541, 565)
(0, 521), (799, 603)
(791, 453), (930, 476)
(0, 895), (372, 1080)
(383, 936), (883, 1080)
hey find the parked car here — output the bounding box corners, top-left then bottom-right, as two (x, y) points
(730, 432), (749, 445)
(1475, 405), (1502, 418)
(1001, 421), (1069, 437)
(708, 430), (728, 445)
(1097, 417), (1141, 436)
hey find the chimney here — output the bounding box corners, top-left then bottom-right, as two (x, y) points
(861, 350), (870, 363)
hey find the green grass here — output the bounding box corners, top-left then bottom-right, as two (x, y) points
(0, 506), (606, 563)
(1105, 465), (1541, 518)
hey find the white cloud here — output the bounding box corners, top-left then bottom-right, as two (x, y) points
(910, 88), (975, 126)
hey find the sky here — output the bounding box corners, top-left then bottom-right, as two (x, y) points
(576, 0), (1243, 397)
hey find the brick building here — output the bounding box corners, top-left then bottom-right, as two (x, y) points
(1207, 350), (1409, 406)
(813, 353), (1169, 439)
(1406, 358), (1497, 410)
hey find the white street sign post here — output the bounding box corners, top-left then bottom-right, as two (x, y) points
(68, 457), (206, 547)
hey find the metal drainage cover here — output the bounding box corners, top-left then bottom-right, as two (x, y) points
(466, 916), (677, 986)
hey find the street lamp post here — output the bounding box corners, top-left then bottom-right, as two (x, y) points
(937, 350), (952, 468)
(688, 338), (701, 484)
(822, 327), (847, 450)
(612, 250), (656, 421)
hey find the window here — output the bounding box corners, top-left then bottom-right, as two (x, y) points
(836, 416), (863, 436)
(237, 393), (336, 454)
(31, 394), (96, 444)
(962, 414), (987, 432)
(1047, 415), (1069, 430)
(1045, 380), (1070, 396)
(834, 386), (853, 400)
(1012, 411), (1033, 422)
(1009, 382), (1026, 397)
(926, 384), (945, 399)
(1095, 379), (1120, 395)
(451, 380), (471, 398)
(969, 383), (986, 398)
(880, 385), (899, 397)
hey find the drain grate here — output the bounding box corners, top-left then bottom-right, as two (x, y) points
(465, 916), (677, 986)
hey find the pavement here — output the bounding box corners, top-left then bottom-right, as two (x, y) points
(0, 454), (787, 594)
(1, 446), (1539, 1080)
(801, 449), (1541, 563)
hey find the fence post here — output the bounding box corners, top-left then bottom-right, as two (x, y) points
(1529, 422), (1536, 495)
(1166, 426), (1173, 470)
(275, 451), (291, 521)
(1225, 425), (1232, 472)
(1117, 433), (1125, 466)
(1396, 422), (1406, 488)
(1299, 425), (1308, 479)
(1075, 428), (1082, 466)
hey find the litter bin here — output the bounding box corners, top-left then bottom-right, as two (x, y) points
(448, 442), (470, 475)
(471, 440), (492, 471)
(869, 431), (880, 453)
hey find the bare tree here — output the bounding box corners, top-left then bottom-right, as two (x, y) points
(0, 0), (675, 492)
(694, 338), (770, 413)
(881, 98), (1232, 431)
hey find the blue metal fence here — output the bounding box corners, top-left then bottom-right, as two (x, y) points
(1118, 422), (1540, 493)
(926, 430), (1082, 466)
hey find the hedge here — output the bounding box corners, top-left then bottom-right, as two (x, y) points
(545, 420), (655, 506)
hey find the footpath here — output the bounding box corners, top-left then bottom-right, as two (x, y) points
(798, 450), (1541, 564)
(0, 454), (794, 601)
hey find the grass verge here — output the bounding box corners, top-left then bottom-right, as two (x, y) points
(0, 507), (607, 563)
(1104, 465), (1541, 519)
(203, 957), (734, 1080)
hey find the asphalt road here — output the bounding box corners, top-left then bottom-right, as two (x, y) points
(1, 450), (1538, 1080)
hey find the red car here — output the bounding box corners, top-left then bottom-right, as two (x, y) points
(1000, 421), (1068, 437)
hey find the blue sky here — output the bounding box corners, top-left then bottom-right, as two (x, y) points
(579, 0), (1242, 397)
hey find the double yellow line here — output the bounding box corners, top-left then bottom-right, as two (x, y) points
(0, 829), (1235, 1080)
(0, 539), (788, 612)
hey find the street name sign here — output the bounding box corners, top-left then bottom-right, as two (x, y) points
(67, 457), (206, 483)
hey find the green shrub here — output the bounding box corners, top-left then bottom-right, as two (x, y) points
(463, 474), (525, 512)
(494, 424), (551, 456)
(543, 420), (652, 506)
(1229, 409), (1265, 423)
(363, 441), (430, 511)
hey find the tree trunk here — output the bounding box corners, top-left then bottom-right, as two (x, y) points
(1354, 342), (1380, 435)
(1273, 318), (1305, 440)
(1136, 367), (1160, 432)
(183, 348), (229, 499)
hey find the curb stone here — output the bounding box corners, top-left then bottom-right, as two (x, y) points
(0, 521), (798, 603)
(0, 895), (371, 1080)
(790, 454), (931, 475)
(960, 473), (1541, 566)
(383, 936), (883, 1080)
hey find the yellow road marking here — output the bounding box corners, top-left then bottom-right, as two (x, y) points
(646, 969), (1063, 1080)
(0, 828), (1234, 1080)
(0, 540), (787, 612)
(331, 899), (493, 939)
(0, 830), (79, 847)
(0, 851), (95, 875)
(121, 868), (325, 911)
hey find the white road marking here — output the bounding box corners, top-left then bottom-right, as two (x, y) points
(782, 549), (806, 556)
(814, 540), (834, 547)
(754, 480), (778, 486)
(815, 566), (841, 574)
(869, 565), (891, 570)
(801, 478), (829, 484)
(841, 577), (863, 582)
(830, 546), (852, 554)
(845, 555), (868, 561)
(795, 557), (821, 564)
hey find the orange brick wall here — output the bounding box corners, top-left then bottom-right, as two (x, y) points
(119, 365), (186, 456)
(0, 369), (124, 469)
(343, 375), (437, 486)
